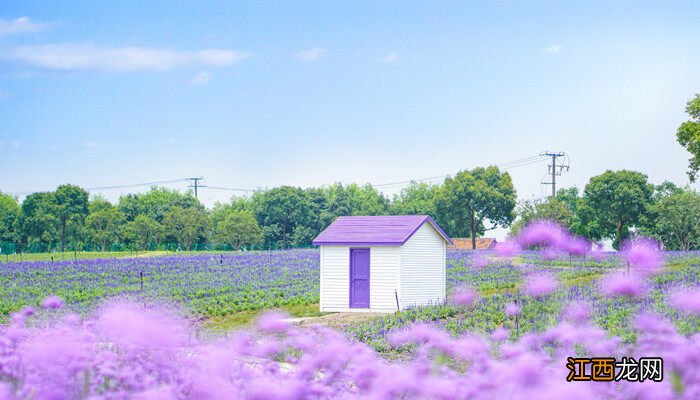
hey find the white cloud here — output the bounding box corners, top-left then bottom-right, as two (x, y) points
(189, 70), (211, 85)
(380, 52), (398, 63)
(294, 47), (326, 61)
(3, 44), (248, 72)
(545, 44), (564, 54)
(0, 17), (49, 36)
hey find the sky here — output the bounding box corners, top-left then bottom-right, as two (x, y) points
(2, 1), (700, 238)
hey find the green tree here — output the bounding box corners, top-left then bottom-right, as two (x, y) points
(163, 206), (210, 251)
(88, 195), (115, 213)
(434, 166), (517, 249)
(53, 184), (90, 251)
(122, 215), (163, 251)
(17, 192), (59, 250)
(577, 170), (654, 248)
(313, 183), (390, 232)
(644, 189), (700, 250)
(214, 209), (263, 250)
(391, 182), (439, 216)
(509, 197), (574, 236)
(253, 186), (312, 248)
(676, 94), (700, 182)
(210, 197), (254, 238)
(86, 199), (125, 251)
(118, 187), (203, 223)
(0, 192), (20, 245)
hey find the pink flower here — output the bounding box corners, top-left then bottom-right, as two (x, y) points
(565, 302), (591, 323)
(670, 288), (700, 315)
(505, 302), (520, 317)
(494, 241), (521, 257)
(41, 295), (63, 309)
(517, 220), (569, 249)
(491, 328), (509, 342)
(601, 273), (645, 298)
(256, 312), (290, 333)
(524, 274), (559, 297)
(565, 236), (591, 256)
(451, 287), (478, 307)
(621, 237), (663, 273)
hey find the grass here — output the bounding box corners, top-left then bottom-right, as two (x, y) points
(1, 250), (173, 262)
(206, 303), (326, 331)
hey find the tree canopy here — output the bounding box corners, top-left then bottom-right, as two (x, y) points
(434, 166), (516, 249)
(676, 94), (700, 182)
(577, 170), (654, 249)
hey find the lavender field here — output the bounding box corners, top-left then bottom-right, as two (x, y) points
(1, 233), (700, 398)
(0, 250), (321, 318)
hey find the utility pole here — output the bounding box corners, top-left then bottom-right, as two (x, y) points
(540, 152), (569, 197)
(187, 176), (206, 198)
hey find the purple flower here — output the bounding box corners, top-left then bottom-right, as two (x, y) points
(670, 288), (700, 315)
(491, 328), (509, 342)
(565, 302), (591, 323)
(621, 237), (663, 273)
(565, 236), (591, 256)
(41, 295), (64, 310)
(256, 311), (290, 333)
(505, 302), (520, 317)
(517, 220), (569, 249)
(494, 241), (521, 257)
(451, 287), (478, 307)
(524, 274), (559, 297)
(601, 273), (645, 298)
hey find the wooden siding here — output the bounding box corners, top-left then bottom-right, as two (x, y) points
(399, 223), (446, 309)
(319, 245), (400, 312)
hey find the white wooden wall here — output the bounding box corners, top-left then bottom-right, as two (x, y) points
(399, 223), (446, 309)
(319, 245), (400, 312)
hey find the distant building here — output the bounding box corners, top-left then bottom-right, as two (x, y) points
(312, 215), (452, 312)
(449, 238), (497, 251)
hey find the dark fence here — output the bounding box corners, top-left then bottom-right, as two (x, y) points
(0, 241), (315, 255)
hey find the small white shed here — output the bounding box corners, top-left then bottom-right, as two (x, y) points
(312, 215), (453, 312)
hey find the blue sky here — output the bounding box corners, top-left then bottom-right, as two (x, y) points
(2, 1), (700, 216)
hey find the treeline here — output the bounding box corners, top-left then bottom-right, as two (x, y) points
(1, 167), (699, 253)
(512, 171), (700, 250)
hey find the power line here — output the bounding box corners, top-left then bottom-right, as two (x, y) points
(207, 186), (255, 192)
(373, 154), (548, 188)
(8, 178), (190, 196)
(6, 153), (560, 197)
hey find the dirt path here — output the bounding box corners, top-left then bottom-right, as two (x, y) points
(285, 312), (389, 329)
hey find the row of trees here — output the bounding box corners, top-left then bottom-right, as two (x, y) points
(511, 171), (700, 250)
(1, 167), (698, 252)
(0, 166), (517, 252)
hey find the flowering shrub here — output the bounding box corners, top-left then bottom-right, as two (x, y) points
(1, 296), (699, 399)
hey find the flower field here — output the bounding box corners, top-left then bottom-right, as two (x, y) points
(1, 227), (700, 398)
(0, 250), (320, 319)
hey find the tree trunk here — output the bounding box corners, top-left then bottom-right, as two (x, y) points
(470, 212), (477, 250)
(282, 221), (287, 249)
(100, 241), (106, 252)
(61, 221), (66, 252)
(617, 222), (623, 249)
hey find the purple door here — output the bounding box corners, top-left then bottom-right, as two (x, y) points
(350, 249), (370, 308)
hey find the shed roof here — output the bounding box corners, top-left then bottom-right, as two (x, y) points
(312, 215), (453, 246)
